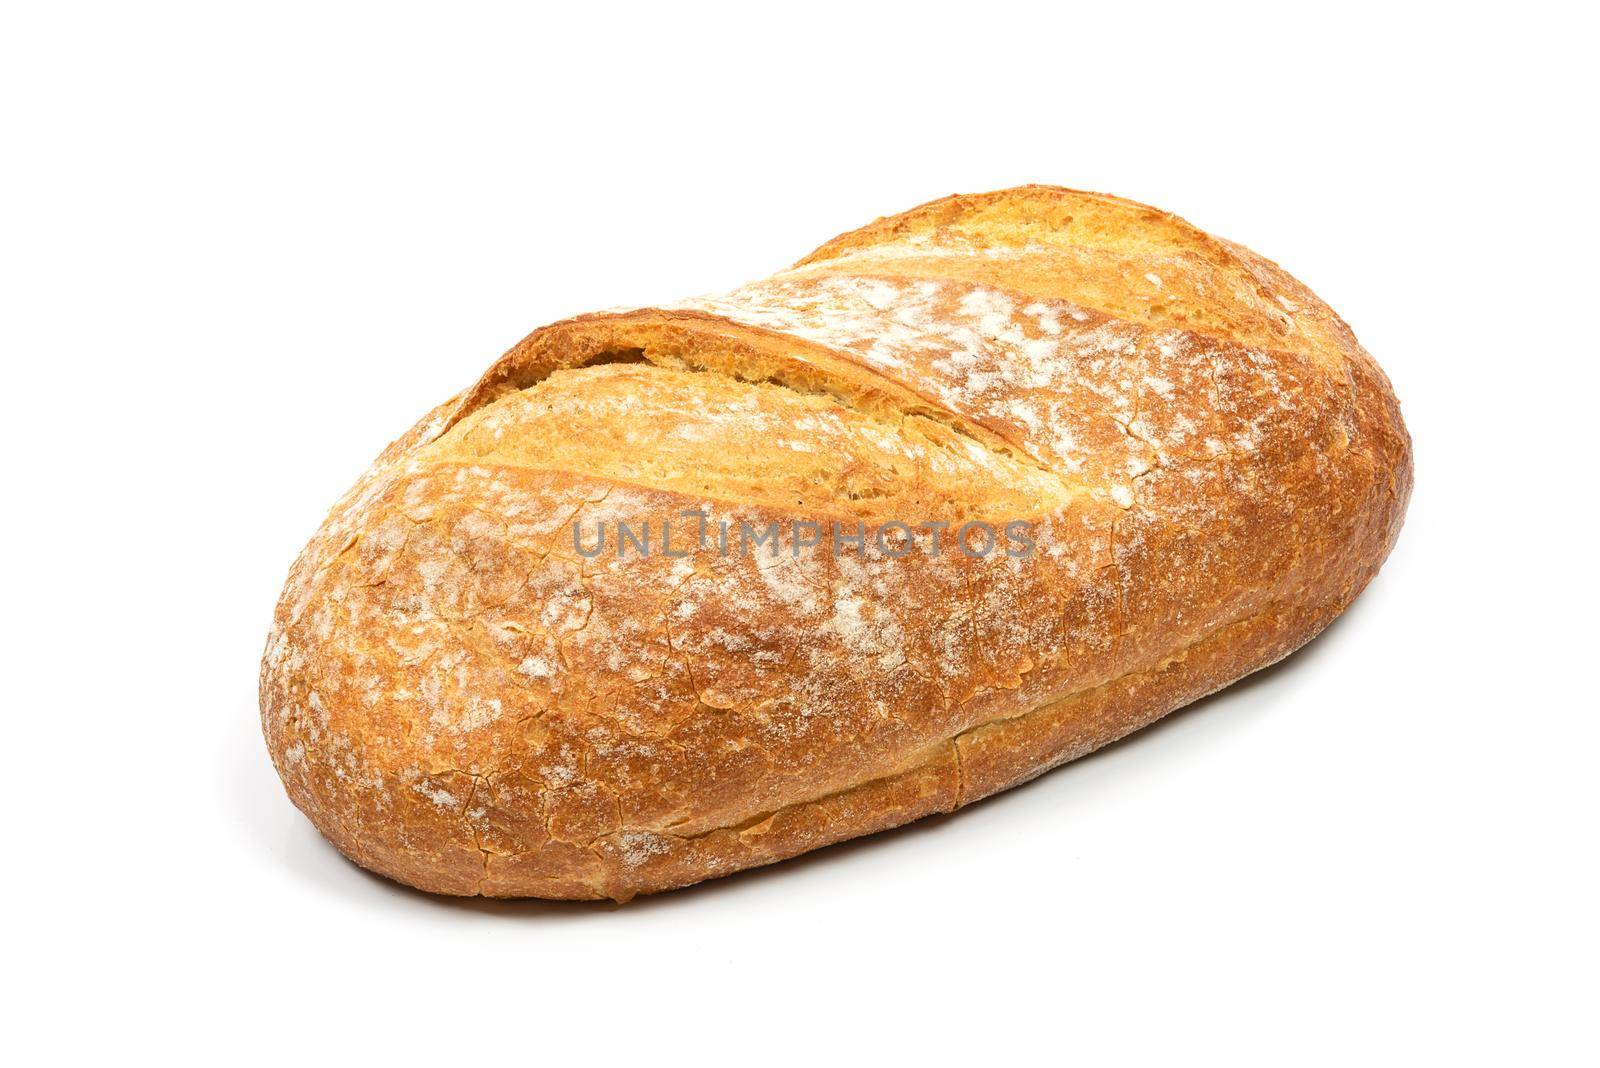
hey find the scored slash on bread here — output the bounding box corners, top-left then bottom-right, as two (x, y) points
(261, 186), (1412, 900)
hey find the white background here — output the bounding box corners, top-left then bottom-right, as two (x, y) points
(5, 3), (1595, 1064)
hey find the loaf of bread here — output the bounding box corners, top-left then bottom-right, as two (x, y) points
(261, 186), (1411, 900)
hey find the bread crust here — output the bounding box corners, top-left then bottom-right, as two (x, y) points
(261, 186), (1412, 900)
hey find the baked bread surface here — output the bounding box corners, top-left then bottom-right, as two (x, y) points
(261, 186), (1412, 900)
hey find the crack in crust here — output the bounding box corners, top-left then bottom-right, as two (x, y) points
(421, 359), (1081, 523)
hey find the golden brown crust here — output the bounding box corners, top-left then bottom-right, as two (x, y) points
(260, 185), (1412, 900)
